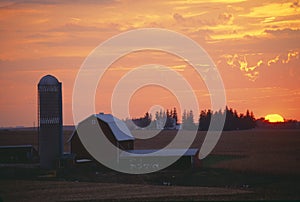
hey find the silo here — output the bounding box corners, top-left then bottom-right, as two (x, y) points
(38, 75), (63, 169)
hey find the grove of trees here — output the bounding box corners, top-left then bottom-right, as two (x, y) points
(126, 106), (256, 131)
(198, 107), (255, 131)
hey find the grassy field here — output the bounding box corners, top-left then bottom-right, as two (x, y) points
(0, 128), (299, 201)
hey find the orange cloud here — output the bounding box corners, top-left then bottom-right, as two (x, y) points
(266, 51), (299, 66)
(267, 55), (280, 66)
(223, 54), (263, 81)
(283, 50), (299, 64)
(223, 50), (299, 81)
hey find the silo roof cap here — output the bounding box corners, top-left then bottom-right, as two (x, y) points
(39, 75), (59, 85)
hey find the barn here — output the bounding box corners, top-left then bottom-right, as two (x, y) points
(69, 113), (200, 170)
(69, 113), (135, 160)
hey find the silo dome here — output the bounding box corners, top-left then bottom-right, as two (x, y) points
(39, 75), (59, 85)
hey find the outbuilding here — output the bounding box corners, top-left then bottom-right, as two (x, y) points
(120, 148), (201, 170)
(0, 145), (38, 163)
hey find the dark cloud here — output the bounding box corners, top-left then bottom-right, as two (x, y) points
(48, 22), (123, 34)
(264, 25), (280, 29)
(189, 28), (214, 42)
(173, 13), (185, 23)
(50, 23), (105, 32)
(173, 11), (235, 28)
(243, 34), (258, 40)
(265, 28), (300, 33)
(264, 28), (300, 37)
(291, 0), (299, 8)
(210, 28), (300, 54)
(218, 12), (233, 24)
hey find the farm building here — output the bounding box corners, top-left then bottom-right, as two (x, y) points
(120, 148), (200, 170)
(0, 145), (38, 163)
(69, 113), (200, 169)
(69, 113), (135, 160)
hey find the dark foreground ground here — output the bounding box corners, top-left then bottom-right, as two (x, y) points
(0, 129), (299, 201)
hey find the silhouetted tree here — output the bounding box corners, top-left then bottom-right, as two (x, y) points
(129, 106), (256, 131)
(132, 112), (152, 128)
(172, 107), (178, 125)
(199, 110), (212, 131)
(198, 107), (256, 131)
(182, 110), (196, 130)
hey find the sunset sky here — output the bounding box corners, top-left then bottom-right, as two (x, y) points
(0, 0), (299, 127)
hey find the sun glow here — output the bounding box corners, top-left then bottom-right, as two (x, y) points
(265, 114), (284, 123)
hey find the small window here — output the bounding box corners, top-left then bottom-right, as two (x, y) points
(91, 120), (96, 125)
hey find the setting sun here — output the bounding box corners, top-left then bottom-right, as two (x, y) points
(265, 114), (284, 123)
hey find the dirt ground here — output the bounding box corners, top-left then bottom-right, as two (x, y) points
(0, 180), (251, 202)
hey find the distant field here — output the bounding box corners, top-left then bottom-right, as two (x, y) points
(0, 129), (73, 152)
(133, 129), (300, 175)
(0, 128), (299, 201)
(0, 129), (299, 175)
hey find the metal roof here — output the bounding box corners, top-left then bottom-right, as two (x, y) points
(0, 145), (34, 149)
(120, 148), (199, 158)
(95, 113), (135, 141)
(76, 159), (92, 163)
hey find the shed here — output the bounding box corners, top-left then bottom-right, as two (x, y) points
(0, 145), (38, 163)
(120, 148), (201, 170)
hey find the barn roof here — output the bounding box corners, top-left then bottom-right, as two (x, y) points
(120, 148), (199, 158)
(68, 113), (134, 142)
(95, 113), (135, 141)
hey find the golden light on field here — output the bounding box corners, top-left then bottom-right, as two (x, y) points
(265, 114), (284, 123)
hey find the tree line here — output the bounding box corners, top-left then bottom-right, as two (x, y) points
(126, 106), (256, 131)
(130, 108), (179, 130)
(198, 107), (255, 131)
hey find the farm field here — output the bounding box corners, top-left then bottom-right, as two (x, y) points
(0, 128), (299, 201)
(0, 180), (251, 202)
(133, 129), (300, 175)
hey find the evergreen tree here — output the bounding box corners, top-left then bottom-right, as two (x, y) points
(198, 107), (256, 131)
(172, 107), (178, 125)
(182, 110), (196, 130)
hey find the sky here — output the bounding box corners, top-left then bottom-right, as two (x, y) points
(0, 0), (299, 127)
